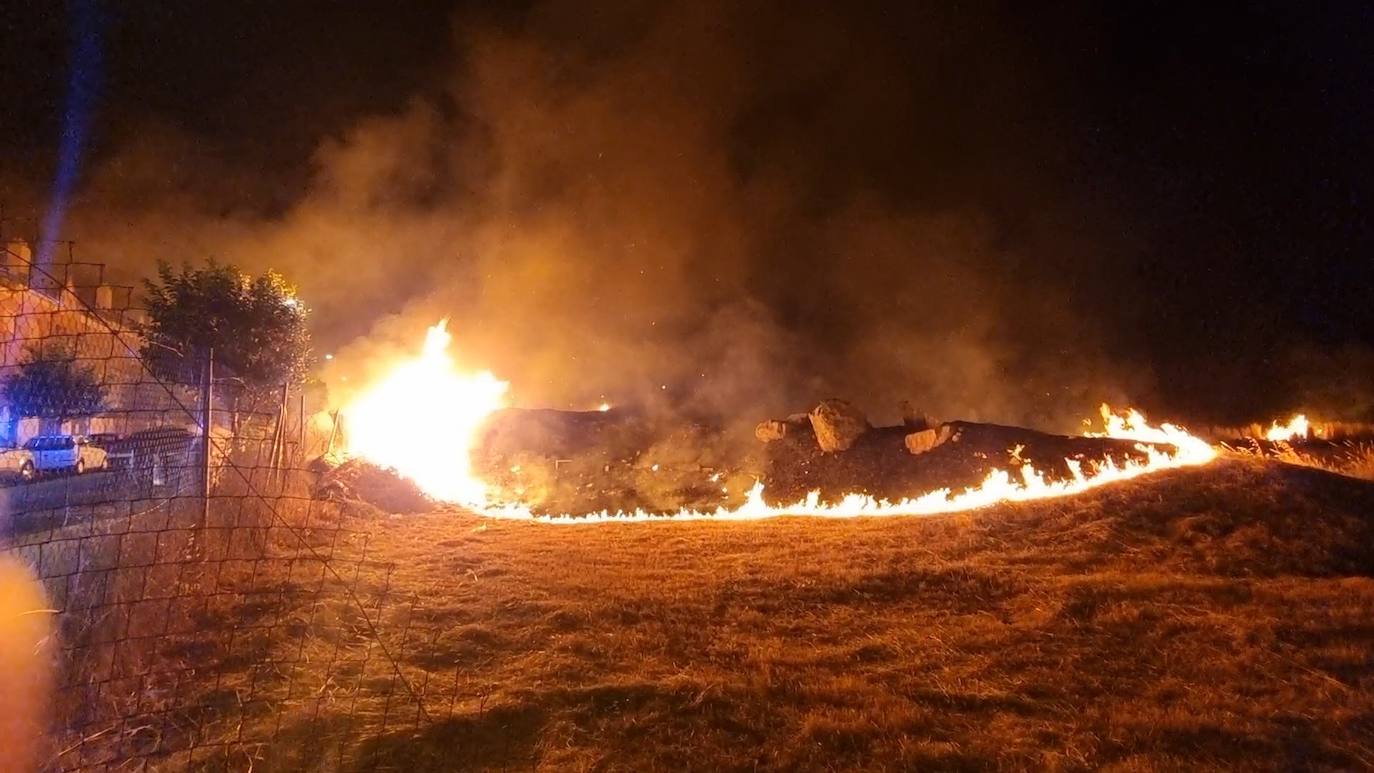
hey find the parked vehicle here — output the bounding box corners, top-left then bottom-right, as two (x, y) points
(23, 435), (108, 475)
(0, 447), (36, 483)
(119, 427), (196, 487)
(86, 433), (122, 448)
(87, 433), (133, 470)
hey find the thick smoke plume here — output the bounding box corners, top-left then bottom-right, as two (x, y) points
(13, 2), (1366, 427)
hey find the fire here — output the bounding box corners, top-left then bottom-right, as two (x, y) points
(1088, 404), (1217, 462)
(344, 320), (508, 504)
(344, 321), (1219, 521)
(485, 404), (1218, 522)
(1264, 414), (1309, 442)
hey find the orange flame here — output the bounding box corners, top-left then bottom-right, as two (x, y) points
(485, 404), (1218, 522)
(1264, 414), (1309, 442)
(344, 320), (508, 504)
(345, 321), (1219, 521)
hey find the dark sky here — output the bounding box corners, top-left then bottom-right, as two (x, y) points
(1, 1), (1371, 425)
(0, 1), (466, 200)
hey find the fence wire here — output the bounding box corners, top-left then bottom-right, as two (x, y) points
(0, 248), (464, 771)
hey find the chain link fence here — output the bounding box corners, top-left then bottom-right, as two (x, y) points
(1, 245), (461, 771)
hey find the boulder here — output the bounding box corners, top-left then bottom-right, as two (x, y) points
(905, 423), (957, 455)
(809, 399), (869, 453)
(904, 429), (939, 455)
(755, 420), (791, 443)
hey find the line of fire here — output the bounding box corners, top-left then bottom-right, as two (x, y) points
(3, 234), (1365, 522)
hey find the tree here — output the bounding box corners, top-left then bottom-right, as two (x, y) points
(141, 260), (312, 390)
(2, 345), (107, 431)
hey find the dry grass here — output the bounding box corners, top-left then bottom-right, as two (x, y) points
(1222, 437), (1374, 483)
(1283, 442), (1374, 482)
(21, 456), (1374, 770)
(264, 457), (1374, 770)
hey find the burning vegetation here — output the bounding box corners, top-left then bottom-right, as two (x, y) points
(342, 320), (507, 504)
(332, 320), (1226, 521)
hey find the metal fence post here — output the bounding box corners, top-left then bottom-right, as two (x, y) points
(202, 345), (213, 527)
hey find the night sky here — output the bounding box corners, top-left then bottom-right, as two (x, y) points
(1, 1), (1371, 425)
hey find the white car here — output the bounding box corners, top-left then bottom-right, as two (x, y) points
(24, 435), (108, 475)
(0, 448), (35, 483)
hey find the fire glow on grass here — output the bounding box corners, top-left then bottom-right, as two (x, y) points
(344, 320), (1219, 521)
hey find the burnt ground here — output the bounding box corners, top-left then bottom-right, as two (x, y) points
(759, 421), (1149, 503)
(472, 408), (1154, 515)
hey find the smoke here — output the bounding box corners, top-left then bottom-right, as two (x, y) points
(26, 1), (1207, 429)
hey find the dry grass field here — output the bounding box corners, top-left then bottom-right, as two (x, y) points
(225, 455), (1374, 771)
(13, 454), (1374, 770)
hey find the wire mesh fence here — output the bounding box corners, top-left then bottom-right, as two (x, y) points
(0, 243), (460, 771)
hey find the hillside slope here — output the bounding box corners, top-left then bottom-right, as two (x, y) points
(270, 458), (1374, 770)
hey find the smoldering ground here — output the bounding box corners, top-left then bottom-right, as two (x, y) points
(5, 1), (1371, 427)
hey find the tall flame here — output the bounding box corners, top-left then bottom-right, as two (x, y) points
(344, 321), (1219, 521)
(344, 320), (509, 504)
(1264, 414), (1309, 442)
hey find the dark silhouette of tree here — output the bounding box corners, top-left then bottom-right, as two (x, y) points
(141, 259), (312, 390)
(2, 345), (107, 428)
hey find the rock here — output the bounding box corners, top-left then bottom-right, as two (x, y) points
(904, 429), (939, 455)
(755, 420), (791, 443)
(785, 412), (812, 427)
(810, 399), (869, 453)
(905, 423), (957, 455)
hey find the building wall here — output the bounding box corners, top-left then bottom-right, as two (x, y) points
(0, 247), (200, 446)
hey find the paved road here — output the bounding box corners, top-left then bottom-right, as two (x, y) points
(4, 469), (128, 511)
(2, 467), (202, 535)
